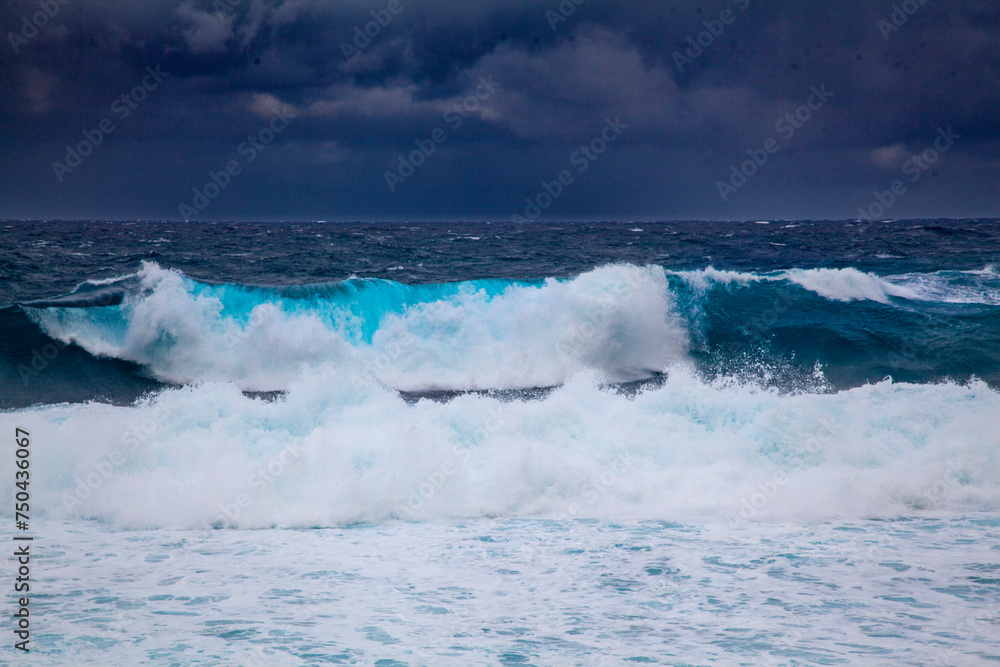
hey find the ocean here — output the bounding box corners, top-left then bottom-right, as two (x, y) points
(1, 219), (999, 666)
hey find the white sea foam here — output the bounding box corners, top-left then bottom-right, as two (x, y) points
(670, 266), (924, 304)
(374, 264), (687, 391)
(670, 265), (1000, 306)
(883, 269), (1000, 306)
(783, 268), (922, 303)
(3, 370), (996, 530)
(82, 272), (139, 287)
(668, 266), (765, 291)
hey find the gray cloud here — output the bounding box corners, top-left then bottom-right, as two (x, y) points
(0, 0), (996, 221)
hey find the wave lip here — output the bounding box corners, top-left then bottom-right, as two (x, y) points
(673, 266), (924, 304)
(884, 269), (1000, 306)
(669, 265), (1000, 305)
(783, 268), (921, 303)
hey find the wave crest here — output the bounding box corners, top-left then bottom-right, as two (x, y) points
(27, 262), (688, 391)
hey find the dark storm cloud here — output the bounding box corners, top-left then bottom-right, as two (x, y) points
(0, 0), (996, 221)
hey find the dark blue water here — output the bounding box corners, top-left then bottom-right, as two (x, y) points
(2, 219), (999, 409)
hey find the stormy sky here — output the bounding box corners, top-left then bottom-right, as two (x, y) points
(0, 0), (997, 222)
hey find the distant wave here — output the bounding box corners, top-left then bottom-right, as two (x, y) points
(670, 265), (1000, 305)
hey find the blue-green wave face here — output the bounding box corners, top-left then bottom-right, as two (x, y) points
(17, 261), (687, 391)
(12, 261), (1000, 395)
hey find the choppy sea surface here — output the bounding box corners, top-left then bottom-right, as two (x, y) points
(2, 220), (999, 665)
(18, 517), (1000, 666)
